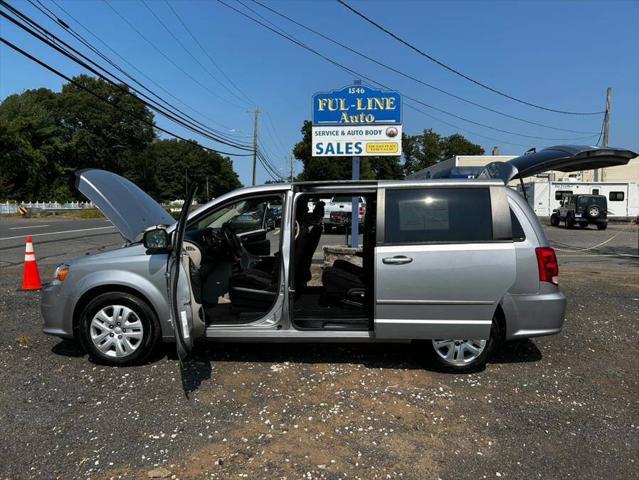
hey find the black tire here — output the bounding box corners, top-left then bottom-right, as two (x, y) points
(566, 215), (575, 229)
(550, 214), (559, 227)
(425, 318), (502, 373)
(597, 223), (607, 230)
(78, 292), (161, 366)
(579, 222), (588, 229)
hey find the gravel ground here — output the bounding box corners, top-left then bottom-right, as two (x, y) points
(0, 225), (637, 479)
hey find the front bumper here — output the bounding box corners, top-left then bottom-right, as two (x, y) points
(41, 281), (75, 339)
(503, 290), (567, 340)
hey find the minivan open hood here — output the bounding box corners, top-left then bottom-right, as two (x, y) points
(76, 169), (175, 243)
(479, 145), (637, 184)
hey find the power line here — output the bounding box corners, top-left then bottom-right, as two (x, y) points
(45, 0), (246, 135)
(102, 0), (247, 111)
(140, 0), (251, 108)
(0, 3), (254, 151)
(28, 0), (252, 143)
(261, 110), (290, 158)
(257, 149), (284, 181)
(0, 36), (253, 157)
(163, 0), (256, 107)
(217, 0), (599, 143)
(336, 0), (605, 116)
(249, 0), (599, 135)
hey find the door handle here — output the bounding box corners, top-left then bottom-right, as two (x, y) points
(382, 255), (413, 265)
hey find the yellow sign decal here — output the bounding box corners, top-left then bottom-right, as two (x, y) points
(366, 142), (399, 154)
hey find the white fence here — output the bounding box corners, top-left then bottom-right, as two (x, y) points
(0, 201), (94, 214)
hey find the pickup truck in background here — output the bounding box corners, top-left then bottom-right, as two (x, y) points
(323, 195), (366, 232)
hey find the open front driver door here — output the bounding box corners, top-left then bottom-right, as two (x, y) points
(167, 184), (205, 361)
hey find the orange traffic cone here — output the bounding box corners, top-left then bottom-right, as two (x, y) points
(21, 236), (42, 290)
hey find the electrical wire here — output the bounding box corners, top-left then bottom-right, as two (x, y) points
(256, 149), (284, 181)
(336, 0), (605, 116)
(248, 0), (599, 136)
(28, 0), (253, 142)
(0, 36), (253, 157)
(163, 0), (256, 107)
(0, 2), (255, 151)
(263, 111), (290, 155)
(102, 0), (247, 111)
(218, 0), (599, 143)
(140, 0), (252, 108)
(45, 0), (244, 134)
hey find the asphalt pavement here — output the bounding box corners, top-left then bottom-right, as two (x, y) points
(0, 217), (121, 268)
(0, 217), (637, 479)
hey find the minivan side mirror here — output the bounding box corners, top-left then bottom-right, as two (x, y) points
(143, 226), (170, 254)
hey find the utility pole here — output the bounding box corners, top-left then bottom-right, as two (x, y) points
(602, 87), (612, 147)
(350, 79), (362, 249)
(289, 155), (294, 182)
(205, 176), (209, 201)
(251, 109), (260, 186)
(595, 87), (612, 182)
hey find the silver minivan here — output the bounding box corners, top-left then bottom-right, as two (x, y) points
(41, 145), (635, 371)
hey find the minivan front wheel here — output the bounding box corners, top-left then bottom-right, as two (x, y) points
(78, 292), (160, 366)
(427, 320), (501, 372)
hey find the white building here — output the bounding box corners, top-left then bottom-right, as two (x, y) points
(518, 181), (638, 218)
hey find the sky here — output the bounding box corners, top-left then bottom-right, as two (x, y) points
(1, 0), (638, 186)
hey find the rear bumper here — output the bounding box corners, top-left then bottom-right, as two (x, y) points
(502, 290), (567, 340)
(41, 281), (75, 339)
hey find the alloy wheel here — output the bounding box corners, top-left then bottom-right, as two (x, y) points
(432, 339), (487, 366)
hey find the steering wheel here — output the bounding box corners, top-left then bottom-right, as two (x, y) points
(222, 225), (243, 261)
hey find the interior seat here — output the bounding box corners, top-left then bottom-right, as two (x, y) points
(321, 261), (365, 306)
(294, 201), (324, 295)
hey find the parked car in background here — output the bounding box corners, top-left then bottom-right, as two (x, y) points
(324, 195), (366, 232)
(551, 194), (608, 229)
(266, 205), (282, 230)
(40, 145), (635, 372)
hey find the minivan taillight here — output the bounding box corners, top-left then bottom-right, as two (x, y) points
(535, 247), (559, 286)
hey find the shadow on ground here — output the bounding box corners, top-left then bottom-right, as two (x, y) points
(52, 338), (542, 396)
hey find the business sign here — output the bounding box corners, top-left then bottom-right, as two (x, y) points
(311, 84), (402, 157)
(312, 125), (402, 157)
(312, 85), (401, 125)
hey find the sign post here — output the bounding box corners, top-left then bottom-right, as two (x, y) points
(311, 83), (402, 248)
(350, 80), (362, 249)
(351, 154), (360, 248)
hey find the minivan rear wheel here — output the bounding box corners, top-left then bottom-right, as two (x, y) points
(78, 292), (160, 366)
(426, 319), (501, 373)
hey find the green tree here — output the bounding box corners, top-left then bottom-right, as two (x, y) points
(58, 75), (155, 174)
(403, 128), (484, 175)
(0, 75), (243, 203)
(133, 139), (241, 202)
(293, 120), (400, 181)
(0, 88), (68, 200)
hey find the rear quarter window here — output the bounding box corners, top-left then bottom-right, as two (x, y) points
(384, 188), (492, 244)
(510, 209), (526, 242)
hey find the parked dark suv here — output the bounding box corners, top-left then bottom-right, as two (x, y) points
(551, 194), (608, 230)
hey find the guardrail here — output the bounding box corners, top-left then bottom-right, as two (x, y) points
(0, 200), (189, 215)
(0, 201), (96, 214)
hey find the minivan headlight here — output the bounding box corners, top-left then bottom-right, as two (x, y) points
(54, 264), (70, 282)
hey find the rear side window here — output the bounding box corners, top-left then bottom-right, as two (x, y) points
(510, 209), (526, 242)
(384, 188), (492, 244)
(609, 191), (624, 201)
